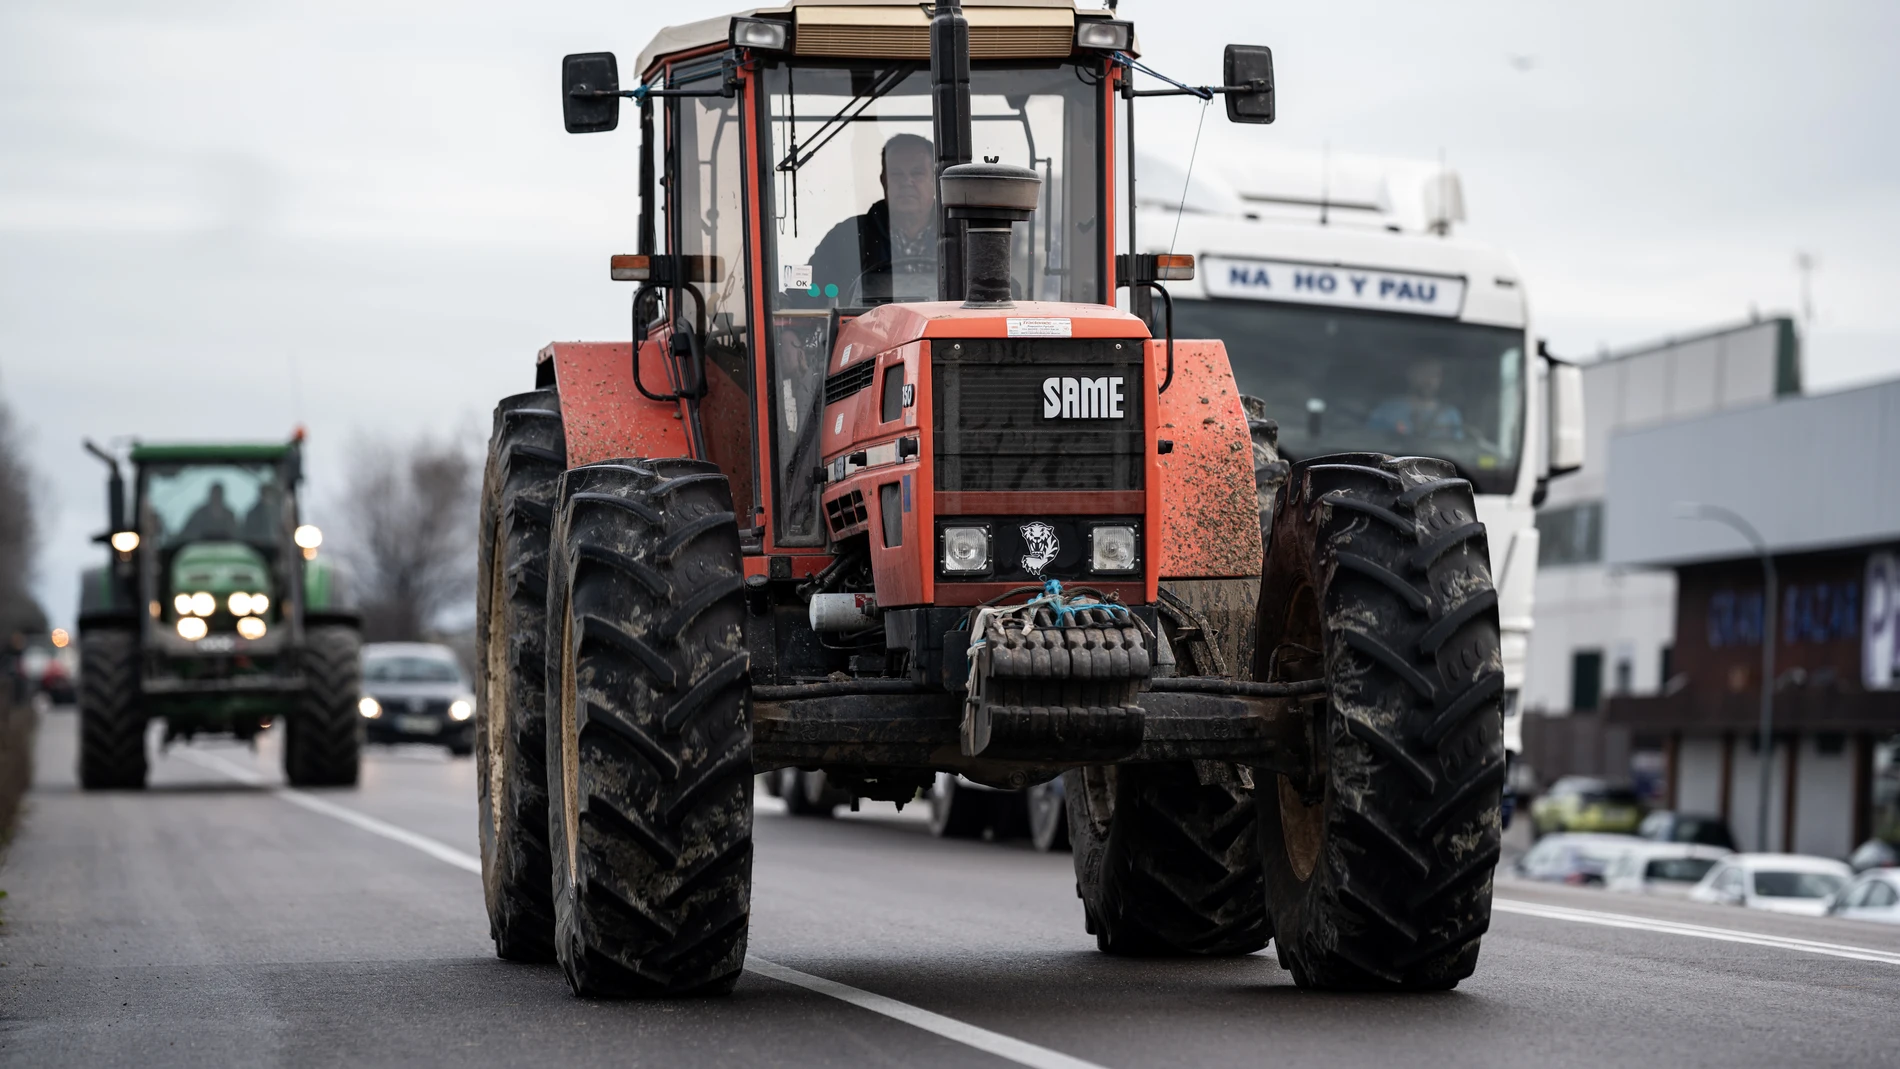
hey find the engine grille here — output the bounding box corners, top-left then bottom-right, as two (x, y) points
(932, 337), (1145, 492)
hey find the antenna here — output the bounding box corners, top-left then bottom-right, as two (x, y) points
(1318, 142), (1330, 226)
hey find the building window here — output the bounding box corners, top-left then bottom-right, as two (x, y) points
(1572, 649), (1604, 711)
(1537, 502), (1603, 567)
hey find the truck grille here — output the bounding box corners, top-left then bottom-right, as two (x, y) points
(932, 337), (1145, 492)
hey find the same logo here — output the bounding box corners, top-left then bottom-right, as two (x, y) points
(1041, 376), (1125, 420)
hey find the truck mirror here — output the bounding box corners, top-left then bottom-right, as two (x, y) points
(562, 52), (621, 134)
(1548, 358), (1585, 475)
(1222, 45), (1275, 124)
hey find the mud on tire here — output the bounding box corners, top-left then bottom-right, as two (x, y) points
(544, 458), (753, 998)
(1255, 454), (1503, 990)
(78, 628), (147, 790)
(476, 389), (566, 962)
(285, 625), (363, 787)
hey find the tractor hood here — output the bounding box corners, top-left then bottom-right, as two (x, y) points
(170, 542), (272, 598)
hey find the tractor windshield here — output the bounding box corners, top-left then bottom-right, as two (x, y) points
(760, 59), (1106, 544)
(142, 462), (285, 548)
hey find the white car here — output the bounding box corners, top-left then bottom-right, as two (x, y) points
(1827, 869), (1900, 925)
(1603, 842), (1731, 897)
(1687, 853), (1853, 916)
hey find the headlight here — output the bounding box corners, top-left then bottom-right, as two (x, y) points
(294, 524), (323, 550)
(1090, 525), (1139, 573)
(189, 591), (216, 617)
(449, 699), (474, 722)
(173, 593), (194, 616)
(729, 16), (791, 52)
(358, 697), (382, 719)
(1074, 19), (1132, 51)
(250, 593), (270, 615)
(942, 526), (991, 573)
(236, 616), (267, 640)
(109, 531), (140, 553)
(228, 592), (254, 616)
(177, 617), (208, 641)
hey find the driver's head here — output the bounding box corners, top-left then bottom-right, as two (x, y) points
(880, 134), (935, 226)
(1407, 359), (1444, 398)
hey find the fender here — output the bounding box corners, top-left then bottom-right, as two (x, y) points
(1151, 338), (1262, 580)
(538, 341), (692, 467)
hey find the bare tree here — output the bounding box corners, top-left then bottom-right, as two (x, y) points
(0, 375), (43, 642)
(338, 432), (478, 642)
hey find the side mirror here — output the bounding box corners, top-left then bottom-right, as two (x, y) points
(1222, 45), (1275, 124)
(1547, 356), (1584, 476)
(562, 52), (621, 134)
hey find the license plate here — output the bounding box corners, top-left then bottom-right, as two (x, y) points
(395, 714), (440, 735)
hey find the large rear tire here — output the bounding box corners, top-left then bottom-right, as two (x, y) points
(77, 628), (146, 790)
(1064, 763), (1268, 955)
(1255, 455), (1503, 991)
(285, 625), (363, 787)
(544, 459), (753, 998)
(476, 389), (566, 962)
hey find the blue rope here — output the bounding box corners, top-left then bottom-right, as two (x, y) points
(1113, 52), (1215, 101)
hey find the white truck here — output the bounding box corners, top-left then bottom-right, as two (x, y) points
(1136, 147), (1585, 823)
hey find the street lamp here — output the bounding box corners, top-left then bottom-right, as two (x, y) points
(1674, 501), (1776, 852)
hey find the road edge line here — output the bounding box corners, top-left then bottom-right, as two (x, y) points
(173, 747), (1112, 1069)
(1493, 898), (1900, 966)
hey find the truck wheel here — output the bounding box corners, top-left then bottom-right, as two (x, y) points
(77, 628), (147, 790)
(1028, 778), (1069, 852)
(1255, 455), (1503, 991)
(285, 625), (363, 787)
(1064, 763), (1268, 955)
(476, 389), (566, 962)
(544, 459), (752, 998)
(926, 774), (990, 839)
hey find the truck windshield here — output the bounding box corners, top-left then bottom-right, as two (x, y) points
(759, 59), (1106, 545)
(142, 462), (284, 548)
(1170, 301), (1526, 496)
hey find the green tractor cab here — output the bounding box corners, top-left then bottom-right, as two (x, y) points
(75, 435), (364, 789)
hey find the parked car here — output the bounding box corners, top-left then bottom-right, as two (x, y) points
(357, 643), (475, 756)
(1513, 832), (1644, 886)
(1687, 854), (1853, 916)
(1603, 842), (1732, 897)
(1638, 810), (1739, 851)
(1530, 776), (1647, 837)
(1847, 838), (1897, 873)
(1826, 869), (1900, 924)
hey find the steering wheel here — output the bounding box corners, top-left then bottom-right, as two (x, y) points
(846, 257), (941, 306)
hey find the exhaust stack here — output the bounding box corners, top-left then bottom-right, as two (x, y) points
(941, 162), (1041, 308)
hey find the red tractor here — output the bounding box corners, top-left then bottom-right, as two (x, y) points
(476, 1), (1504, 997)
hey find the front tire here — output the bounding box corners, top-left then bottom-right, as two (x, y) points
(544, 459), (753, 998)
(77, 629), (146, 790)
(284, 625), (363, 787)
(1255, 455), (1503, 991)
(476, 389), (566, 962)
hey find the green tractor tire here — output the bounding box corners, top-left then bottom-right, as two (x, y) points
(285, 625), (364, 787)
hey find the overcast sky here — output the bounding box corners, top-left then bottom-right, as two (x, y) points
(3, 0), (1896, 625)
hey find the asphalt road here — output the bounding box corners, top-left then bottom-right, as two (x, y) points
(4, 708), (1899, 1069)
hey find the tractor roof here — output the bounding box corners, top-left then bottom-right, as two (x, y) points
(130, 442), (293, 464)
(638, 1), (1125, 79)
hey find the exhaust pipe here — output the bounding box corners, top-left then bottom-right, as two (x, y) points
(941, 162), (1041, 308)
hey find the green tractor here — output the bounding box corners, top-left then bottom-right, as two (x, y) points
(75, 436), (364, 789)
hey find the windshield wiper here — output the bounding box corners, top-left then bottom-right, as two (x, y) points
(776, 63), (918, 174)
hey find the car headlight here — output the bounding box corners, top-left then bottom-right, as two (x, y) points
(942, 526), (991, 573)
(177, 617), (208, 641)
(449, 699), (474, 722)
(358, 697), (382, 719)
(228, 592), (254, 616)
(189, 591), (216, 617)
(1090, 525), (1139, 573)
(236, 616), (267, 640)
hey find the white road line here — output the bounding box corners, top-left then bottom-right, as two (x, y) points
(173, 747), (1108, 1069)
(1493, 898), (1900, 966)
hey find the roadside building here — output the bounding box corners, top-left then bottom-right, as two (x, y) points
(1524, 316), (1802, 722)
(1604, 376), (1900, 856)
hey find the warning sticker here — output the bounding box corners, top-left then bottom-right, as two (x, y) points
(1006, 317), (1072, 338)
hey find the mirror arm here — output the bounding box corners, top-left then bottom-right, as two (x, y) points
(1129, 82), (1262, 99)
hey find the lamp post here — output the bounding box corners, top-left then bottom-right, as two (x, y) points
(1675, 502), (1776, 852)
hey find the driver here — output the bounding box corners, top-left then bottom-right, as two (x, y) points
(807, 133), (937, 303)
(179, 482), (241, 542)
(1367, 358), (1465, 440)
